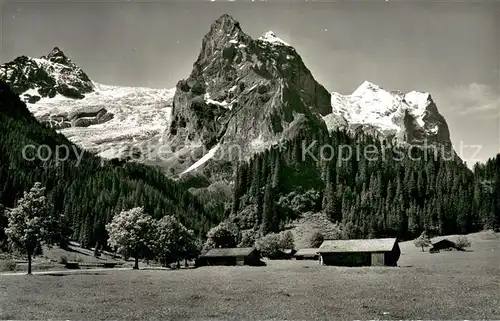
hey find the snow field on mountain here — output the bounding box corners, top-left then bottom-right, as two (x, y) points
(25, 83), (175, 157)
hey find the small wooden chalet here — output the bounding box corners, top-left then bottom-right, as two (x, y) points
(430, 239), (459, 252)
(317, 238), (400, 267)
(294, 248), (319, 260)
(196, 247), (261, 266)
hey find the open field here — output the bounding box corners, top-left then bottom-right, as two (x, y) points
(1, 232), (499, 320)
(0, 241), (141, 272)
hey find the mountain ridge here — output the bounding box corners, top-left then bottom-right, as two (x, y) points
(324, 80), (453, 152)
(0, 14), (455, 174)
(0, 46), (94, 102)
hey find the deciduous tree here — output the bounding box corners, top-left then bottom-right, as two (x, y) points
(106, 207), (156, 269)
(413, 231), (431, 252)
(155, 216), (199, 268)
(5, 182), (54, 274)
(203, 222), (237, 251)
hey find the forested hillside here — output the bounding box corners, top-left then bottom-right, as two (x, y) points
(230, 130), (500, 241)
(1, 78), (499, 252)
(0, 81), (226, 249)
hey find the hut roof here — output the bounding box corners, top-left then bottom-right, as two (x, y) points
(318, 238), (398, 253)
(294, 248), (319, 256)
(199, 247), (256, 258)
(432, 239), (457, 247)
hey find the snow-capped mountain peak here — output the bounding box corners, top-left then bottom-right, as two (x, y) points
(165, 14), (331, 174)
(0, 47), (94, 101)
(44, 47), (68, 63)
(258, 30), (290, 46)
(405, 90), (431, 109)
(324, 81), (452, 150)
(351, 80), (382, 96)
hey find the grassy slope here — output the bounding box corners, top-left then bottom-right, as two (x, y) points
(1, 231), (498, 320)
(0, 242), (132, 272)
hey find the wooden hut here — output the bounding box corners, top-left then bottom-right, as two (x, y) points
(430, 239), (459, 252)
(317, 238), (400, 267)
(196, 247), (261, 266)
(294, 248), (319, 260)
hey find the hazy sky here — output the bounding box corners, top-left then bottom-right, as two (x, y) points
(0, 0), (499, 165)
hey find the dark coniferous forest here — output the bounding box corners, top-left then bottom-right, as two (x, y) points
(231, 131), (500, 241)
(0, 79), (499, 251)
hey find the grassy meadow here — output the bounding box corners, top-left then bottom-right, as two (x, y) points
(0, 232), (498, 320)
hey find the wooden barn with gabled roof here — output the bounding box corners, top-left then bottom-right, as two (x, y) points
(317, 238), (400, 267)
(196, 247), (261, 266)
(294, 248), (319, 260)
(430, 239), (459, 252)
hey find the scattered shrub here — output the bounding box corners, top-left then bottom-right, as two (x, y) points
(238, 229), (257, 248)
(279, 231), (294, 250)
(59, 255), (68, 264)
(456, 236), (471, 249)
(256, 231), (295, 258)
(255, 233), (281, 258)
(309, 232), (324, 248)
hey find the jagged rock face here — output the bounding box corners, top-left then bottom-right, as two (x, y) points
(0, 47), (94, 100)
(167, 14), (331, 158)
(324, 81), (453, 150)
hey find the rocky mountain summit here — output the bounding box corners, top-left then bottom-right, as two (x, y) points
(0, 47), (94, 102)
(324, 81), (453, 150)
(165, 14), (331, 169)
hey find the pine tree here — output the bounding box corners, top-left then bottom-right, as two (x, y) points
(261, 181), (274, 234)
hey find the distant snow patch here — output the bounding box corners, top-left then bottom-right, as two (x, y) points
(258, 31), (290, 46)
(429, 125), (439, 135)
(204, 92), (231, 109)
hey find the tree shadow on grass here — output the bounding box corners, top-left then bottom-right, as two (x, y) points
(65, 247), (92, 257)
(39, 272), (104, 277)
(253, 260), (267, 266)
